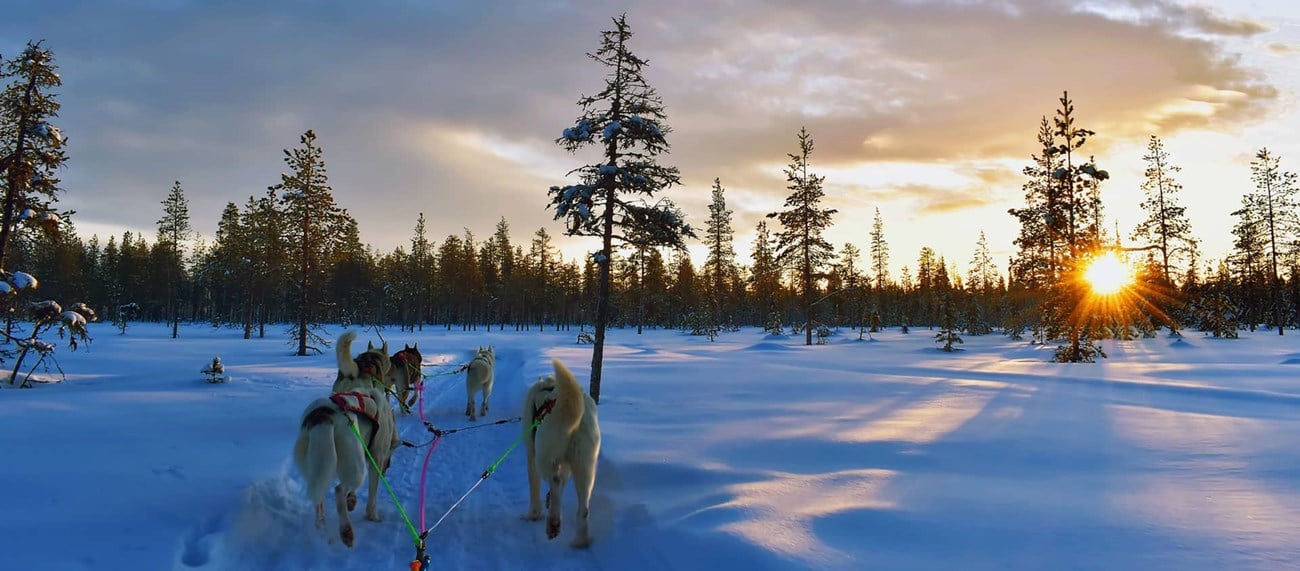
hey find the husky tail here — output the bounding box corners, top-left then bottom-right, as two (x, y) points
(294, 405), (339, 505)
(336, 330), (358, 378)
(549, 359), (585, 437)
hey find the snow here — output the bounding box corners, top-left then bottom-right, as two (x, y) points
(602, 121), (621, 139)
(2, 323), (1300, 570)
(11, 271), (38, 290)
(61, 310), (87, 328)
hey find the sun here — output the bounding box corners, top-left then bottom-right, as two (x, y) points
(1084, 252), (1132, 295)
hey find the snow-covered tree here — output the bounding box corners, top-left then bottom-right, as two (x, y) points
(548, 14), (694, 403)
(768, 127), (837, 346)
(0, 41), (66, 271)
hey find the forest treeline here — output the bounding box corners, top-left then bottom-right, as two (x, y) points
(3, 34), (1298, 363)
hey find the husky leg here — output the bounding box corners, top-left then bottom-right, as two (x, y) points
(545, 465), (571, 540)
(364, 461), (382, 522)
(335, 485), (355, 547)
(465, 391), (477, 421)
(480, 382), (492, 418)
(523, 439), (543, 521)
(315, 502), (325, 529)
(569, 457), (596, 548)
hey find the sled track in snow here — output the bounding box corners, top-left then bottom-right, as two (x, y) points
(173, 343), (625, 570)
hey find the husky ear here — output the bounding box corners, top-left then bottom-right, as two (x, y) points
(413, 343), (419, 351)
(367, 341), (375, 351)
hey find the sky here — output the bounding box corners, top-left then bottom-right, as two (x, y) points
(4, 0), (1299, 278)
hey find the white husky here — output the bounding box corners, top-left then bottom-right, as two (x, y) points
(293, 331), (399, 547)
(464, 345), (495, 421)
(521, 359), (601, 548)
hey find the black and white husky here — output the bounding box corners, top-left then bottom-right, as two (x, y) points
(293, 330), (398, 547)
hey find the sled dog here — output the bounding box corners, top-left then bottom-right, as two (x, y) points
(464, 345), (495, 421)
(331, 331), (391, 394)
(521, 359), (601, 548)
(294, 331), (399, 547)
(386, 343), (424, 412)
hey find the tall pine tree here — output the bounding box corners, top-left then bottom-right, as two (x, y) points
(549, 14), (693, 402)
(703, 177), (736, 327)
(1234, 148), (1298, 334)
(1131, 135), (1196, 284)
(273, 130), (351, 355)
(156, 180), (191, 339)
(767, 127), (836, 345)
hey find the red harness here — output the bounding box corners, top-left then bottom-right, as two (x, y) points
(330, 391), (381, 425)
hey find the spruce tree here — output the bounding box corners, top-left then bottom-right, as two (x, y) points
(409, 212), (434, 331)
(869, 208), (889, 289)
(838, 243), (862, 329)
(703, 177), (736, 328)
(1131, 136), (1196, 285)
(1041, 92), (1110, 361)
(156, 181), (191, 339)
(750, 220), (781, 321)
(1234, 148), (1298, 335)
(272, 129), (350, 355)
(767, 127), (836, 345)
(549, 14), (693, 402)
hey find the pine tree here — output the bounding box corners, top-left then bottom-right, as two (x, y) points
(767, 127), (837, 345)
(869, 208), (889, 289)
(1008, 117), (1064, 289)
(273, 129), (350, 356)
(1234, 148), (1298, 335)
(1041, 92), (1110, 362)
(156, 181), (191, 339)
(489, 217), (514, 330)
(703, 178), (736, 328)
(409, 212), (434, 331)
(837, 243), (862, 329)
(750, 220), (781, 321)
(935, 289), (964, 351)
(242, 190), (285, 339)
(528, 227), (557, 330)
(0, 41), (66, 271)
(549, 14), (693, 402)
(1131, 136), (1197, 285)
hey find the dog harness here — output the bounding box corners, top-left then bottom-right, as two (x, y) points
(528, 388), (558, 440)
(330, 391), (382, 426)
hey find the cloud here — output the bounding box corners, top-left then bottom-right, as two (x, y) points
(1267, 42), (1300, 54)
(0, 0), (1283, 258)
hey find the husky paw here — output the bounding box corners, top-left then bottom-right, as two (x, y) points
(522, 510), (543, 521)
(546, 517), (561, 539)
(365, 510), (382, 522)
(570, 535), (592, 549)
(340, 524), (355, 547)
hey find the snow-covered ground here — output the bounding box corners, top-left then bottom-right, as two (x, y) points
(2, 323), (1298, 570)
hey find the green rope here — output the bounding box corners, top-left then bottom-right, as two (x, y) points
(346, 418), (420, 546)
(421, 417), (543, 537)
(484, 418), (541, 477)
